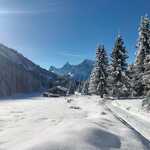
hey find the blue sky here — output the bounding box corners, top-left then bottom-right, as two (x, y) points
(0, 0), (150, 69)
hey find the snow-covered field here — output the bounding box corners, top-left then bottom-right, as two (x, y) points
(0, 95), (150, 150)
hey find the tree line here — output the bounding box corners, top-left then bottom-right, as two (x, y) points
(81, 14), (150, 98)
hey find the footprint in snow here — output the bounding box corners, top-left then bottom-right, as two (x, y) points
(69, 106), (81, 110)
(101, 112), (107, 115)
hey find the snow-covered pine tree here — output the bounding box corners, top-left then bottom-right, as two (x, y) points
(88, 67), (97, 94)
(88, 44), (108, 97)
(81, 80), (89, 95)
(76, 81), (84, 93)
(110, 34), (128, 98)
(127, 64), (137, 96)
(133, 14), (150, 96)
(135, 14), (150, 72)
(96, 46), (109, 98)
(97, 74), (106, 98)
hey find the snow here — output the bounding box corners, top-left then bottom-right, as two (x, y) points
(0, 95), (149, 150)
(112, 99), (150, 119)
(68, 72), (74, 77)
(108, 99), (150, 141)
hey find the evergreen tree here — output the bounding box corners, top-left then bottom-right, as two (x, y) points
(76, 81), (84, 93)
(135, 14), (150, 72)
(89, 44), (108, 98)
(110, 34), (128, 98)
(81, 80), (89, 95)
(133, 14), (150, 96)
(127, 64), (137, 96)
(97, 74), (106, 98)
(88, 67), (97, 94)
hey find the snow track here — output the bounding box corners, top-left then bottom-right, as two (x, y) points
(106, 104), (150, 149)
(107, 100), (150, 142)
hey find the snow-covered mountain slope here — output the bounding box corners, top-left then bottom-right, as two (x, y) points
(0, 95), (149, 150)
(0, 44), (57, 97)
(0, 44), (36, 71)
(49, 59), (94, 81)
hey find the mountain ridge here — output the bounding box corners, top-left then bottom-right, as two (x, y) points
(49, 59), (94, 81)
(0, 43), (57, 97)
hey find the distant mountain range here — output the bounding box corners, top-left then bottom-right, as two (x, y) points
(0, 43), (94, 97)
(49, 59), (94, 81)
(0, 44), (58, 97)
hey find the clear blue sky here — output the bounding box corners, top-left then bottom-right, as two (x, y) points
(0, 0), (150, 69)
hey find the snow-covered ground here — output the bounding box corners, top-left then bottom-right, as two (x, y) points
(112, 99), (150, 119)
(109, 99), (150, 141)
(0, 95), (149, 150)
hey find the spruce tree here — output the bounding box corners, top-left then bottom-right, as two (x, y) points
(88, 67), (97, 94)
(97, 74), (106, 98)
(135, 14), (150, 72)
(110, 34), (128, 98)
(81, 80), (89, 95)
(76, 81), (84, 93)
(89, 44), (108, 97)
(133, 14), (150, 96)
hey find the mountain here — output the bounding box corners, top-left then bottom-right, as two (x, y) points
(49, 59), (94, 81)
(0, 44), (58, 97)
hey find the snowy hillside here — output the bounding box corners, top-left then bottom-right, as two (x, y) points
(49, 59), (94, 81)
(0, 44), (36, 71)
(0, 95), (149, 150)
(0, 44), (57, 97)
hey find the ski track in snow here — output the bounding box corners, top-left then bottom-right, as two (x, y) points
(0, 95), (149, 150)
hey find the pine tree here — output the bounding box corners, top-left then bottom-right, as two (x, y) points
(88, 67), (97, 94)
(81, 80), (89, 95)
(76, 81), (84, 93)
(135, 14), (150, 72)
(89, 44), (108, 97)
(110, 34), (128, 98)
(127, 64), (136, 96)
(133, 14), (150, 96)
(97, 75), (106, 98)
